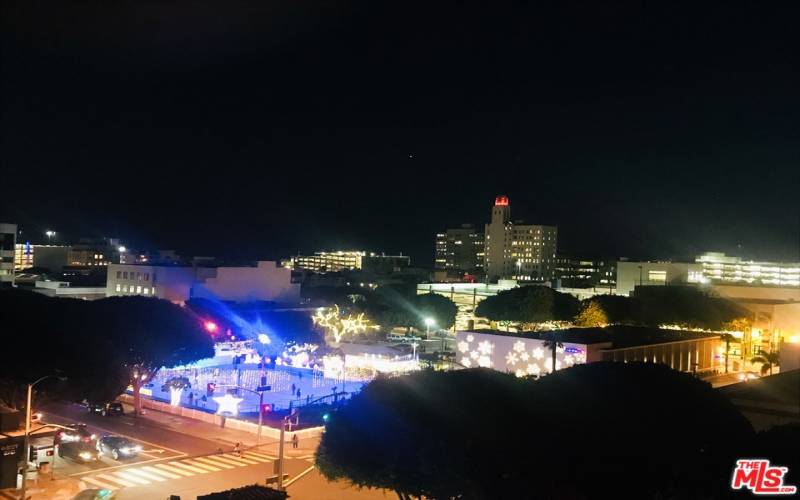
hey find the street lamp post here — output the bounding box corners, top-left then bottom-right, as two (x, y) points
(20, 375), (65, 500)
(424, 317), (435, 341)
(276, 417), (287, 491)
(45, 230), (55, 244)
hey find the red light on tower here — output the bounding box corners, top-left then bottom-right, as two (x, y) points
(494, 195), (509, 206)
(204, 321), (218, 333)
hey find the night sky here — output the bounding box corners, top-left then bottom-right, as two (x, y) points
(2, 2), (800, 265)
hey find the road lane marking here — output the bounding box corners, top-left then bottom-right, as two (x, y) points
(142, 465), (181, 479)
(97, 474), (136, 487)
(170, 460), (211, 473)
(113, 470), (150, 485)
(154, 463), (195, 476)
(284, 465), (316, 487)
(69, 455), (186, 476)
(203, 455), (248, 467)
(126, 468), (167, 482)
(246, 451), (277, 460)
(236, 453), (271, 463)
(82, 477), (119, 490)
(220, 454), (261, 465)
(188, 457), (230, 470)
(194, 456), (236, 468)
(48, 412), (186, 456)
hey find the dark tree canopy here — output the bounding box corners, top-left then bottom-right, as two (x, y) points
(0, 290), (214, 412)
(317, 363), (754, 499)
(475, 285), (580, 325)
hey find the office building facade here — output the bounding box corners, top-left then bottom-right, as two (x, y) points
(484, 196), (557, 282)
(434, 224), (484, 273)
(290, 251), (410, 274)
(696, 252), (800, 287)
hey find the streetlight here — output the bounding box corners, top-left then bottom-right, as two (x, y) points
(45, 230), (55, 243)
(516, 259), (522, 279)
(424, 317), (435, 340)
(21, 374), (66, 500)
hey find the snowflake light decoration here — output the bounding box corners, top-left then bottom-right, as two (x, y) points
(466, 334), (474, 342)
(505, 352), (519, 365)
(470, 350), (480, 360)
(520, 351), (530, 362)
(477, 355), (492, 368)
(458, 341), (470, 353)
(526, 363), (541, 376)
(461, 357), (472, 367)
(477, 341), (493, 355)
(532, 347), (545, 360)
(513, 341), (526, 353)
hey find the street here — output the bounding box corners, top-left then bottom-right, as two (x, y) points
(34, 401), (392, 500)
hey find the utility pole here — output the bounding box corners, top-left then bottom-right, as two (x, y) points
(257, 391), (264, 446)
(277, 417), (286, 491)
(20, 384), (32, 500)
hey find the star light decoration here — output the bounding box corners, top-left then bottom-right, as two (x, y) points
(502, 340), (587, 378)
(213, 394), (244, 416)
(312, 305), (376, 343)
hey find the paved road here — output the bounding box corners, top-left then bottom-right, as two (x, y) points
(41, 402), (314, 499)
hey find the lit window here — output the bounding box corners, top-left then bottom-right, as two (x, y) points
(143, 287), (149, 295)
(116, 284), (121, 292)
(136, 286), (142, 294)
(648, 270), (667, 282)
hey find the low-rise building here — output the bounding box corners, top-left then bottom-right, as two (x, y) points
(32, 280), (106, 300)
(14, 243), (71, 271)
(455, 326), (721, 376)
(697, 251), (800, 287)
(0, 223), (17, 288)
(554, 256), (616, 289)
(289, 251), (410, 274)
(106, 261), (300, 305)
(616, 260), (704, 296)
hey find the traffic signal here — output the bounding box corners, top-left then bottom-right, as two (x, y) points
(207, 382), (216, 397)
(260, 403), (273, 414)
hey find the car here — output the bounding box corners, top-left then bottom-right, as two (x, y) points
(55, 423), (96, 444)
(88, 402), (124, 416)
(738, 371), (760, 381)
(96, 436), (142, 460)
(58, 442), (99, 463)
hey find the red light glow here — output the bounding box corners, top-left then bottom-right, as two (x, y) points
(494, 195), (509, 206)
(204, 321), (219, 333)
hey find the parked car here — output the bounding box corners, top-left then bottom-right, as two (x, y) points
(738, 371), (760, 381)
(88, 402), (124, 416)
(96, 436), (142, 460)
(58, 442), (99, 463)
(55, 423), (96, 444)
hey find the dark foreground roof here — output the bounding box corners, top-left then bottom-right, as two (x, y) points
(719, 369), (800, 406)
(467, 325), (719, 349)
(197, 484), (288, 500)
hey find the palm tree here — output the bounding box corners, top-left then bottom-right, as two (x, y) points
(750, 351), (780, 376)
(718, 333), (735, 374)
(542, 332), (563, 374)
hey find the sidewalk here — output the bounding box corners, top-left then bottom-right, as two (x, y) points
(118, 400), (319, 457)
(0, 477), (82, 500)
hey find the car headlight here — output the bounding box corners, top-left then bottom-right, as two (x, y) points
(120, 447), (131, 454)
(133, 445), (142, 452)
(79, 452), (93, 460)
(91, 434), (97, 440)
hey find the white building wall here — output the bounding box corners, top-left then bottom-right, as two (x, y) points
(616, 261), (703, 296)
(455, 330), (590, 377)
(0, 223), (17, 287)
(193, 261), (300, 304)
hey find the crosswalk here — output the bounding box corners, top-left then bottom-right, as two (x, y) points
(79, 451), (277, 491)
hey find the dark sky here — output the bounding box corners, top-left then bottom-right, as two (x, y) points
(2, 2), (800, 265)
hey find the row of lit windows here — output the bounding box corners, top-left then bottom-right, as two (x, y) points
(115, 284), (155, 295)
(116, 270), (151, 281)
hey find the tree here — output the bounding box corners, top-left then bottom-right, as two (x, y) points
(751, 351), (780, 375)
(541, 331), (563, 374)
(162, 376), (192, 406)
(90, 296), (214, 416)
(475, 286), (579, 329)
(573, 300), (608, 327)
(317, 363), (752, 499)
(414, 293), (457, 331)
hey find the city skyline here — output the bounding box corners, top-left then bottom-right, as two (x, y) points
(3, 3), (800, 264)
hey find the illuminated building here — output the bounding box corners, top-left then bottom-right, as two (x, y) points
(554, 256), (616, 289)
(107, 261), (299, 304)
(0, 223), (16, 288)
(434, 224), (484, 274)
(68, 237), (127, 267)
(484, 195), (557, 282)
(289, 251), (410, 274)
(456, 326), (721, 376)
(14, 243), (71, 271)
(696, 252), (800, 287)
(616, 260), (704, 296)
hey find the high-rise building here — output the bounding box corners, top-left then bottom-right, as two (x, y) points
(434, 224), (484, 273)
(484, 196), (557, 282)
(554, 256), (616, 289)
(0, 223), (17, 288)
